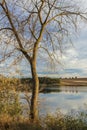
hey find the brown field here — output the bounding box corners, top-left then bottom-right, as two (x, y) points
(60, 78), (87, 86)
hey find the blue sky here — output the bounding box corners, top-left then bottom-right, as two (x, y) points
(1, 26), (87, 78)
(21, 23), (87, 78)
(0, 0), (87, 78)
(52, 26), (87, 78)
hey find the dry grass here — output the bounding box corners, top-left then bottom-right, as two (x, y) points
(0, 114), (42, 130)
(0, 111), (87, 130)
(60, 78), (87, 86)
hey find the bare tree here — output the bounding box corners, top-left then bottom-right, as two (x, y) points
(0, 0), (86, 121)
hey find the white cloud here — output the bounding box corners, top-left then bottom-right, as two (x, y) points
(0, 63), (4, 67)
(0, 0), (87, 78)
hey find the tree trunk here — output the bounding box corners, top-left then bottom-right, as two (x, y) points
(30, 60), (39, 121)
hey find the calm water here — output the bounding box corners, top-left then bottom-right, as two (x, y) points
(20, 86), (87, 116)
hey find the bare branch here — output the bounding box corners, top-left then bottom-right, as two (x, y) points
(39, 45), (53, 61)
(46, 11), (85, 25)
(0, 1), (31, 62)
(0, 27), (12, 31)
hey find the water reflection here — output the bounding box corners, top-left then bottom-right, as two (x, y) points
(20, 86), (87, 116)
(39, 86), (87, 115)
(64, 86), (78, 93)
(42, 86), (79, 93)
(42, 88), (61, 93)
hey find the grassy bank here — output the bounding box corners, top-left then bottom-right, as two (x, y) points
(0, 76), (87, 91)
(0, 75), (87, 93)
(0, 111), (87, 130)
(60, 78), (87, 86)
(0, 75), (60, 92)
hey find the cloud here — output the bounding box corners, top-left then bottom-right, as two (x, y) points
(39, 90), (87, 114)
(0, 0), (87, 78)
(0, 63), (4, 67)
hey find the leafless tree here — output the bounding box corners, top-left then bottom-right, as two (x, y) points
(0, 0), (87, 121)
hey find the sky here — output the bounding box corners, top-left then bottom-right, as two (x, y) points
(0, 0), (87, 78)
(37, 26), (87, 78)
(57, 29), (87, 78)
(34, 0), (87, 78)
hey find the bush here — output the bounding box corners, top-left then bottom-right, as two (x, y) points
(0, 111), (87, 130)
(0, 82), (22, 117)
(45, 111), (87, 130)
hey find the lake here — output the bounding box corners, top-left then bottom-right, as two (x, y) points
(20, 86), (87, 116)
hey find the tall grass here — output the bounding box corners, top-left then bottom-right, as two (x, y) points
(0, 111), (87, 130)
(45, 111), (87, 130)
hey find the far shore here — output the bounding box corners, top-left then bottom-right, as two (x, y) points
(60, 78), (87, 86)
(0, 76), (87, 92)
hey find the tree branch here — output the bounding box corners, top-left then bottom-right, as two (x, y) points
(0, 1), (31, 62)
(46, 11), (85, 25)
(0, 27), (12, 31)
